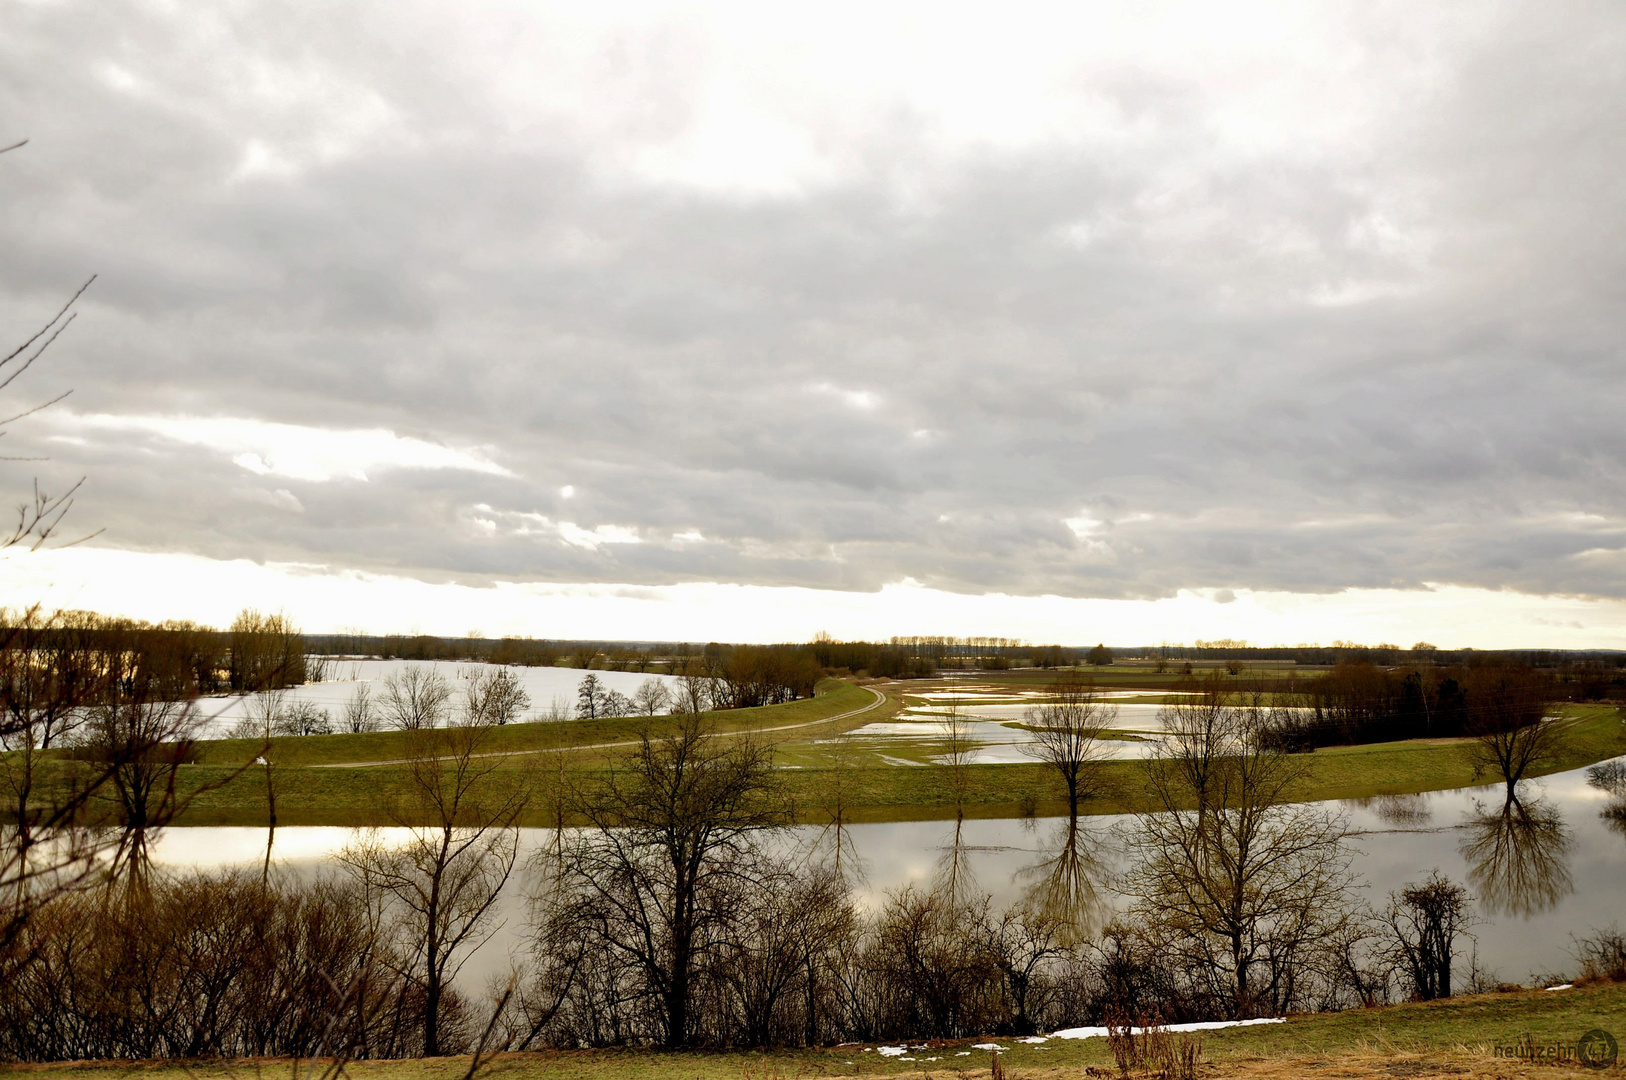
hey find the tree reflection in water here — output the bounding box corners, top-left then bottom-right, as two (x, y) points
(1345, 793), (1433, 828)
(1603, 801), (1626, 839)
(1018, 814), (1112, 945)
(934, 816), (981, 911)
(1458, 795), (1573, 918)
(1587, 760), (1626, 840)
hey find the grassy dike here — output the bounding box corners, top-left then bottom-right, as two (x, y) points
(187, 678), (885, 768)
(163, 678), (891, 826)
(154, 699), (1626, 827)
(3, 982), (1621, 1079)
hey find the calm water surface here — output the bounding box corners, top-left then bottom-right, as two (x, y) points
(190, 659), (683, 738)
(146, 755), (1626, 994)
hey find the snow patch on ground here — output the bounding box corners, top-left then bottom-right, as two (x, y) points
(1052, 1017), (1286, 1040)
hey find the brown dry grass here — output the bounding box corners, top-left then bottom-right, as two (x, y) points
(3, 984), (1621, 1080)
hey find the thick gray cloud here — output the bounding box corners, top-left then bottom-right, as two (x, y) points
(2, 0), (1625, 603)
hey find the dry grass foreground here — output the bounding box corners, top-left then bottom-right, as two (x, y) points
(2, 983), (1620, 1080)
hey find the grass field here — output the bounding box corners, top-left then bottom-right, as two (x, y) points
(144, 699), (1626, 827)
(17, 677), (1624, 826)
(187, 679), (887, 768)
(3, 982), (1619, 1079)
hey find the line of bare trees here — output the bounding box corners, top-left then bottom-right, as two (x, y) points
(1266, 660), (1566, 750)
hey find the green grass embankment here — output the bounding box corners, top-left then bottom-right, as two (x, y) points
(156, 703), (1626, 827)
(189, 678), (881, 768)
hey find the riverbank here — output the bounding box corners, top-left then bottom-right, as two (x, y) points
(2, 981), (1619, 1078)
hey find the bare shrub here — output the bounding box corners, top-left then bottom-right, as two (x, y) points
(461, 666), (530, 726)
(342, 682), (379, 733)
(274, 700), (332, 737)
(0, 870), (437, 1061)
(867, 884), (1003, 1039)
(1574, 926), (1626, 984)
(1383, 872), (1472, 1001)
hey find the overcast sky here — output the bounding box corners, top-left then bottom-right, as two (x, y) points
(2, 0), (1624, 646)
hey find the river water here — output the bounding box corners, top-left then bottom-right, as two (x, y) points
(188, 659), (684, 738)
(143, 754), (1626, 995)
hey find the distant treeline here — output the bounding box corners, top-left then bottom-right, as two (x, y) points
(1140, 641), (1626, 671)
(810, 634), (1100, 675)
(309, 634), (719, 672)
(0, 609), (310, 745)
(317, 632), (1626, 691)
(1241, 656), (1626, 751)
(1257, 662), (1565, 751)
(308, 633), (1106, 677)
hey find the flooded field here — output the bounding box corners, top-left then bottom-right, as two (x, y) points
(189, 658), (683, 738)
(824, 681), (1195, 765)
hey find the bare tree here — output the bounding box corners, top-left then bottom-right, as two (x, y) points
(992, 901), (1074, 1036)
(1023, 672), (1116, 818)
(0, 133), (98, 570)
(1153, 670), (1237, 811)
(0, 265), (97, 554)
(224, 687), (286, 881)
(546, 706), (785, 1047)
(870, 882), (1002, 1039)
(1125, 693), (1356, 1018)
(0, 608), (94, 750)
(342, 682), (379, 733)
(714, 863), (853, 1046)
(0, 141), (249, 959)
(340, 718), (526, 1056)
(668, 665), (710, 715)
(380, 666), (452, 730)
(575, 673), (603, 719)
(460, 667), (530, 726)
(631, 678), (670, 717)
(810, 731), (868, 886)
(1461, 667), (1562, 800)
(228, 609), (305, 691)
(940, 691), (974, 820)
(538, 694), (572, 723)
(233, 687), (288, 740)
(0, 614), (111, 948)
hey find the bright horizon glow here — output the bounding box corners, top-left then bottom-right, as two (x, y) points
(4, 545), (1624, 650)
(46, 413), (513, 483)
